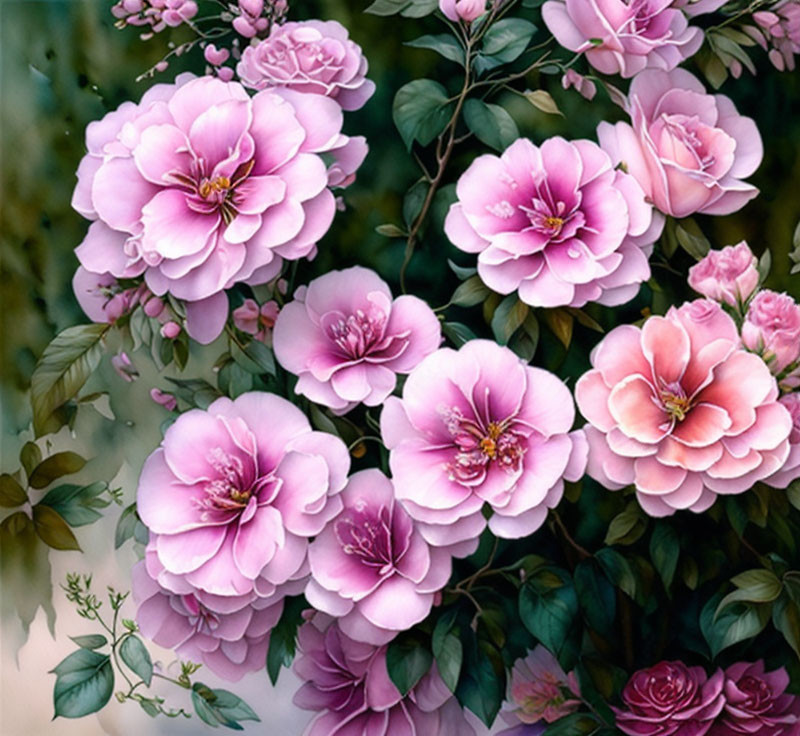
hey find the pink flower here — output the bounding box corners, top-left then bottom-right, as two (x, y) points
(498, 646), (582, 731)
(444, 137), (663, 309)
(561, 69), (597, 101)
(150, 388), (178, 411)
(576, 299), (793, 517)
(72, 268), (135, 324)
(237, 20), (376, 112)
(273, 266), (442, 414)
(597, 69), (763, 218)
(742, 291), (800, 375)
(710, 660), (800, 736)
(614, 661), (725, 736)
(132, 559), (281, 681)
(542, 0), (704, 78)
(232, 298), (279, 344)
(111, 352), (138, 382)
(381, 340), (586, 548)
(293, 615), (476, 736)
(765, 393), (800, 489)
(136, 392), (350, 608)
(688, 242), (760, 308)
(754, 2), (800, 72)
(305, 469), (452, 645)
(112, 0), (198, 36)
(439, 0), (486, 22)
(71, 73), (367, 344)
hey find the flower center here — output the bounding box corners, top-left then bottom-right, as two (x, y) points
(334, 502), (394, 571)
(182, 594), (220, 635)
(325, 308), (387, 359)
(198, 175), (231, 200)
(194, 446), (254, 518)
(659, 382), (692, 422)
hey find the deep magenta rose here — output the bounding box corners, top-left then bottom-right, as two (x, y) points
(614, 661), (725, 736)
(742, 290), (800, 375)
(382, 340), (586, 548)
(711, 661), (800, 736)
(688, 242), (760, 308)
(273, 266), (442, 414)
(237, 20), (375, 111)
(598, 69), (762, 218)
(136, 392), (350, 609)
(444, 136), (663, 309)
(293, 615), (476, 736)
(576, 299), (793, 517)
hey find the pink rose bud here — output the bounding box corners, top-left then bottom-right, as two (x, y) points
(232, 15), (257, 37)
(238, 0), (264, 16)
(154, 60), (169, 72)
(160, 321), (181, 339)
(687, 241), (760, 307)
(439, 0), (485, 22)
(104, 292), (130, 323)
(561, 69), (597, 101)
(742, 290), (800, 374)
(149, 388), (177, 412)
(111, 352), (138, 382)
(217, 66), (235, 82)
(232, 298), (261, 335)
(204, 43), (230, 66)
(143, 296), (164, 318)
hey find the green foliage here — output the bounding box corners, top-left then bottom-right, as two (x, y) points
(191, 683), (260, 730)
(386, 630), (434, 696)
(266, 595), (307, 686)
(51, 648), (114, 719)
(393, 79), (455, 150)
(463, 99), (519, 152)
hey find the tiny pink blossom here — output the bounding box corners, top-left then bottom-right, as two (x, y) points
(204, 44), (230, 66)
(305, 469), (452, 645)
(382, 340), (586, 549)
(160, 321), (181, 339)
(687, 241), (760, 307)
(111, 352), (138, 382)
(233, 298), (279, 344)
(754, 1), (800, 72)
(444, 136), (663, 309)
(498, 646), (582, 732)
(576, 299), (793, 517)
(273, 266), (442, 414)
(439, 0), (486, 22)
(561, 69), (596, 101)
(742, 290), (800, 374)
(542, 0), (704, 78)
(150, 387), (177, 411)
(597, 69), (763, 218)
(237, 20), (376, 112)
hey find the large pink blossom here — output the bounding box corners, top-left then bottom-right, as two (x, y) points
(273, 266), (442, 414)
(305, 469), (452, 645)
(597, 69), (762, 218)
(293, 615), (475, 736)
(688, 242), (760, 308)
(614, 661), (725, 736)
(131, 557), (281, 681)
(71, 73), (367, 344)
(444, 137), (663, 309)
(381, 340), (586, 547)
(576, 299), (793, 517)
(742, 290), (800, 375)
(237, 20), (375, 111)
(136, 392), (350, 609)
(765, 393), (800, 489)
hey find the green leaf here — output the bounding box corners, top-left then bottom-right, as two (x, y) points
(51, 648), (113, 718)
(700, 591), (770, 657)
(455, 634), (504, 727)
(230, 340), (275, 376)
(519, 570), (578, 660)
(544, 308), (575, 350)
(442, 321), (478, 348)
(386, 631), (432, 696)
(543, 713), (600, 736)
(38, 482), (107, 527)
(432, 611), (462, 693)
(28, 452), (86, 490)
(403, 180), (430, 229)
(115, 504), (139, 549)
(69, 634), (107, 650)
(595, 548), (637, 599)
(451, 275), (490, 307)
(524, 89), (563, 116)
(376, 223), (406, 238)
(477, 18), (537, 70)
(208, 689), (260, 724)
(31, 323), (109, 437)
(716, 569), (782, 617)
(119, 635), (153, 686)
(448, 259), (477, 280)
(649, 521), (680, 591)
(266, 596), (306, 685)
(463, 99), (519, 152)
(393, 79), (454, 150)
(675, 218), (710, 261)
(20, 442), (42, 480)
(0, 474), (28, 508)
(33, 505), (81, 551)
(491, 294), (529, 345)
(574, 560), (615, 637)
(604, 502), (646, 546)
(365, 0), (438, 16)
(192, 683), (241, 730)
(773, 593), (800, 658)
(406, 34), (465, 65)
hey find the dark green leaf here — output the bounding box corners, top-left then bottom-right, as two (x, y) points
(20, 442), (42, 480)
(207, 689), (260, 723)
(28, 452), (86, 489)
(403, 180), (430, 229)
(773, 594), (800, 658)
(386, 631), (432, 696)
(31, 324), (108, 437)
(675, 219), (710, 260)
(463, 99), (519, 152)
(0, 474), (28, 508)
(442, 321), (478, 347)
(574, 560), (616, 637)
(230, 340), (275, 376)
(448, 259), (477, 280)
(604, 502), (646, 546)
(649, 521), (680, 591)
(432, 611), (462, 693)
(192, 683), (242, 730)
(451, 275), (490, 307)
(393, 79), (454, 150)
(455, 634), (504, 727)
(51, 649), (113, 718)
(119, 635), (153, 686)
(700, 591), (770, 657)
(544, 308), (574, 350)
(716, 569), (782, 616)
(476, 18), (536, 72)
(69, 634), (107, 650)
(595, 548), (637, 599)
(266, 596), (306, 685)
(38, 482), (106, 527)
(33, 505), (81, 551)
(491, 294), (529, 345)
(543, 713), (600, 736)
(115, 504), (139, 549)
(519, 571), (579, 660)
(406, 34), (465, 65)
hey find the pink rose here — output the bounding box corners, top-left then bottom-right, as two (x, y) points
(136, 392), (350, 608)
(71, 73), (367, 344)
(294, 615), (476, 736)
(576, 299), (794, 517)
(542, 0), (704, 78)
(742, 290), (800, 374)
(710, 660), (800, 736)
(305, 469), (452, 645)
(439, 0), (486, 22)
(597, 69), (763, 218)
(498, 646), (582, 731)
(444, 137), (663, 309)
(273, 266), (442, 414)
(614, 661), (725, 736)
(688, 241), (760, 308)
(381, 340), (586, 548)
(764, 393), (800, 489)
(237, 20), (376, 112)
(132, 558), (282, 681)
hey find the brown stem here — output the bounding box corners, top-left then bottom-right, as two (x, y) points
(551, 509), (591, 561)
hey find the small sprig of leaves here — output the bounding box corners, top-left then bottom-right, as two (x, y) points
(53, 574), (260, 730)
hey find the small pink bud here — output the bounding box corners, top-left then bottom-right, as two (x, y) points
(217, 66), (235, 82)
(204, 43), (230, 66)
(150, 388), (177, 411)
(232, 16), (257, 37)
(143, 296), (165, 318)
(111, 352), (139, 382)
(238, 0), (264, 17)
(160, 321), (181, 339)
(154, 60), (169, 73)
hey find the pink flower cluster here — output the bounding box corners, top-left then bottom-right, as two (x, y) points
(576, 299), (794, 517)
(273, 266), (441, 414)
(382, 340), (586, 547)
(445, 136), (663, 309)
(742, 290), (800, 376)
(232, 298), (280, 345)
(237, 20), (375, 112)
(614, 660), (800, 736)
(293, 615), (476, 736)
(112, 0), (198, 38)
(232, 0), (288, 39)
(751, 1), (800, 72)
(133, 392), (350, 679)
(71, 73), (366, 344)
(688, 241), (760, 308)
